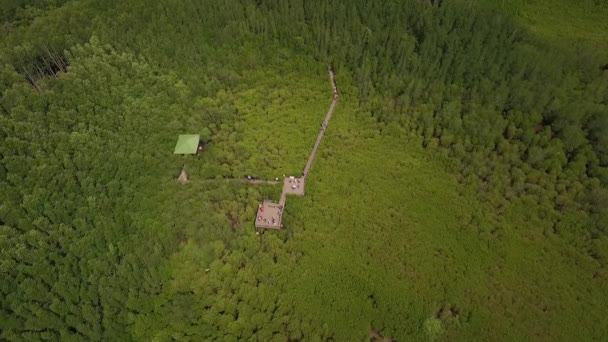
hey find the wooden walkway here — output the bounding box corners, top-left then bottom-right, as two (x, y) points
(200, 178), (280, 185)
(303, 66), (339, 178)
(256, 65), (339, 231)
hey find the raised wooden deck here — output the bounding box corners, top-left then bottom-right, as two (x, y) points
(255, 201), (283, 230)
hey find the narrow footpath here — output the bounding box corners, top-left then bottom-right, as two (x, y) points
(302, 66), (339, 178)
(200, 178), (280, 185)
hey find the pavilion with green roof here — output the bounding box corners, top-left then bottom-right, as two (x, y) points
(174, 134), (201, 154)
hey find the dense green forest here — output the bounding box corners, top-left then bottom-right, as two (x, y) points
(1, 0), (607, 340)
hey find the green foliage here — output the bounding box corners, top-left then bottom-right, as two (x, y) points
(423, 318), (443, 340)
(1, 0), (607, 341)
(479, 0), (608, 49)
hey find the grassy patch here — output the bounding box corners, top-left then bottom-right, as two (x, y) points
(153, 56), (608, 340)
(271, 86), (606, 340)
(482, 0), (608, 49)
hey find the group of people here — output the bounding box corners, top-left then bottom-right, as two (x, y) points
(256, 215), (278, 226)
(257, 202), (281, 227)
(288, 176), (302, 190)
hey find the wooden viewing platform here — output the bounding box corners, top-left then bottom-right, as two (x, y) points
(255, 201), (283, 230)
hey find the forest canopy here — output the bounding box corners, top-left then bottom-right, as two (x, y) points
(1, 0), (607, 340)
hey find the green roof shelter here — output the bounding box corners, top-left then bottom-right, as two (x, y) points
(174, 134), (201, 154)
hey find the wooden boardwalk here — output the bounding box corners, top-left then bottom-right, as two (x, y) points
(303, 67), (339, 178)
(256, 65), (339, 231)
(200, 178), (279, 185)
